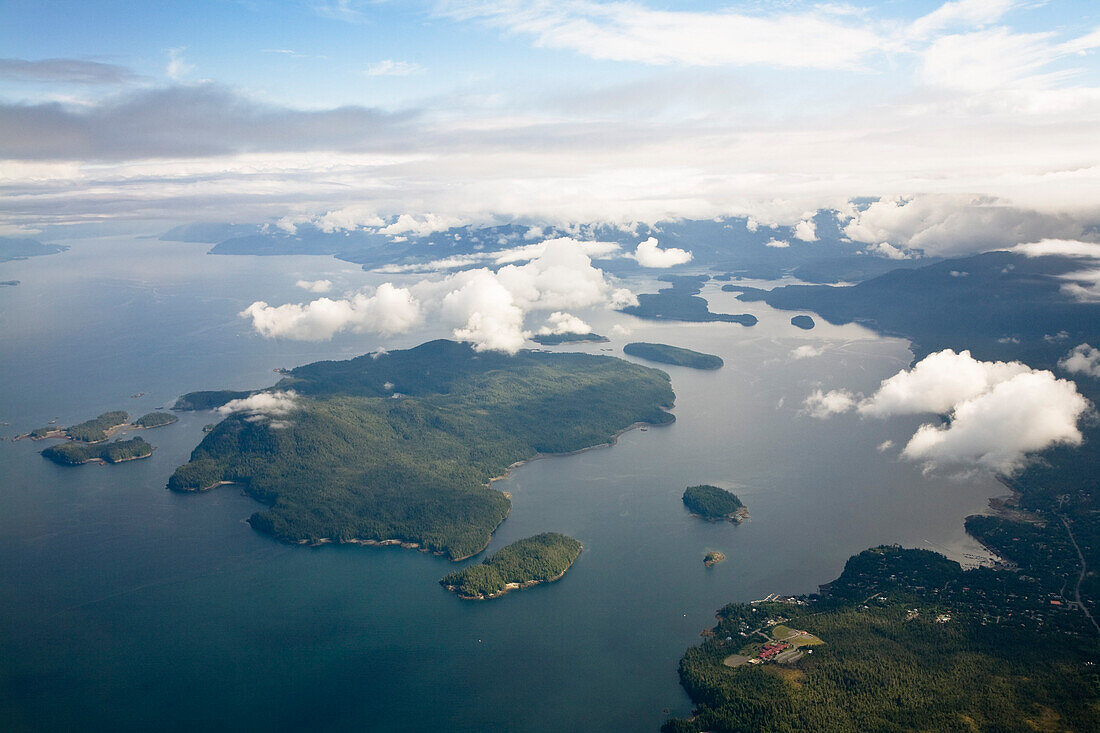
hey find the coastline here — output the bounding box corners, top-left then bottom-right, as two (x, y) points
(486, 415), (673, 487)
(442, 555), (580, 600)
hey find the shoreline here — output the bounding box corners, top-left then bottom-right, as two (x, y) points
(688, 506), (749, 524)
(177, 413), (671, 563)
(486, 415), (673, 487)
(443, 557), (579, 600)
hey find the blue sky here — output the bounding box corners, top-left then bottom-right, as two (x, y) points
(2, 1), (1099, 250)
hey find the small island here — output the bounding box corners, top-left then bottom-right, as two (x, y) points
(28, 411), (129, 443)
(624, 343), (723, 370)
(440, 533), (583, 600)
(530, 332), (609, 345)
(683, 485), (747, 522)
(133, 412), (179, 429)
(703, 550), (726, 567)
(42, 437), (154, 465)
(791, 315), (815, 330)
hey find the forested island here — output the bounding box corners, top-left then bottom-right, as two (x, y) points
(683, 485), (746, 522)
(440, 532), (583, 599)
(28, 411), (129, 443)
(168, 340), (675, 560)
(42, 437), (153, 465)
(530, 332), (608, 345)
(133, 412), (179, 428)
(624, 343), (724, 370)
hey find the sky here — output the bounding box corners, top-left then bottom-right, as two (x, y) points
(2, 0), (1100, 249)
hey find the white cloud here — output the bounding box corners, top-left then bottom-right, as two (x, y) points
(857, 349), (1031, 417)
(537, 311), (591, 335)
(877, 439), (894, 452)
(902, 370), (1089, 472)
(803, 388), (858, 418)
(793, 219), (817, 242)
(364, 59), (425, 77)
(765, 238), (790, 248)
(241, 283), (421, 340)
(811, 349), (1091, 473)
(1012, 239), (1100, 259)
(296, 279), (333, 293)
(631, 236), (692, 267)
(218, 390), (299, 417)
(1058, 269), (1100, 302)
(440, 269), (527, 352)
(790, 344), (825, 359)
(166, 48), (194, 81)
(1060, 343), (1100, 378)
(241, 237), (631, 352)
(864, 242), (915, 260)
(440, 0), (886, 70)
(842, 195), (1089, 257)
(907, 0), (1019, 40)
(919, 25), (1100, 94)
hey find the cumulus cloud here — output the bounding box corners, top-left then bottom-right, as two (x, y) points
(296, 279), (332, 293)
(765, 238), (790, 248)
(791, 344), (825, 359)
(803, 388), (858, 418)
(864, 242), (916, 260)
(241, 237), (632, 352)
(793, 219), (817, 242)
(538, 311), (591, 335)
(902, 371), (1088, 472)
(1060, 343), (1100, 378)
(241, 283), (421, 340)
(218, 390), (299, 417)
(631, 237), (692, 267)
(856, 349), (1031, 417)
(810, 349), (1092, 472)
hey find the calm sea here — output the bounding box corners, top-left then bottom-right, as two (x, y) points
(0, 236), (999, 731)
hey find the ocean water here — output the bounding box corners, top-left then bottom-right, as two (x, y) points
(0, 237), (1000, 731)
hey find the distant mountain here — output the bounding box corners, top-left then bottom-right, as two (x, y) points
(729, 250), (1100, 367)
(159, 223), (264, 243)
(0, 236), (67, 263)
(168, 215), (933, 284)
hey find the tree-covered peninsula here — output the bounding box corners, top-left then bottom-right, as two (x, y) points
(168, 340), (675, 560)
(440, 532), (583, 599)
(664, 546), (1100, 733)
(624, 342), (724, 370)
(42, 437), (153, 465)
(683, 485), (746, 522)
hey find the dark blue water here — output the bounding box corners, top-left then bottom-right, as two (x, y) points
(0, 237), (1000, 731)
